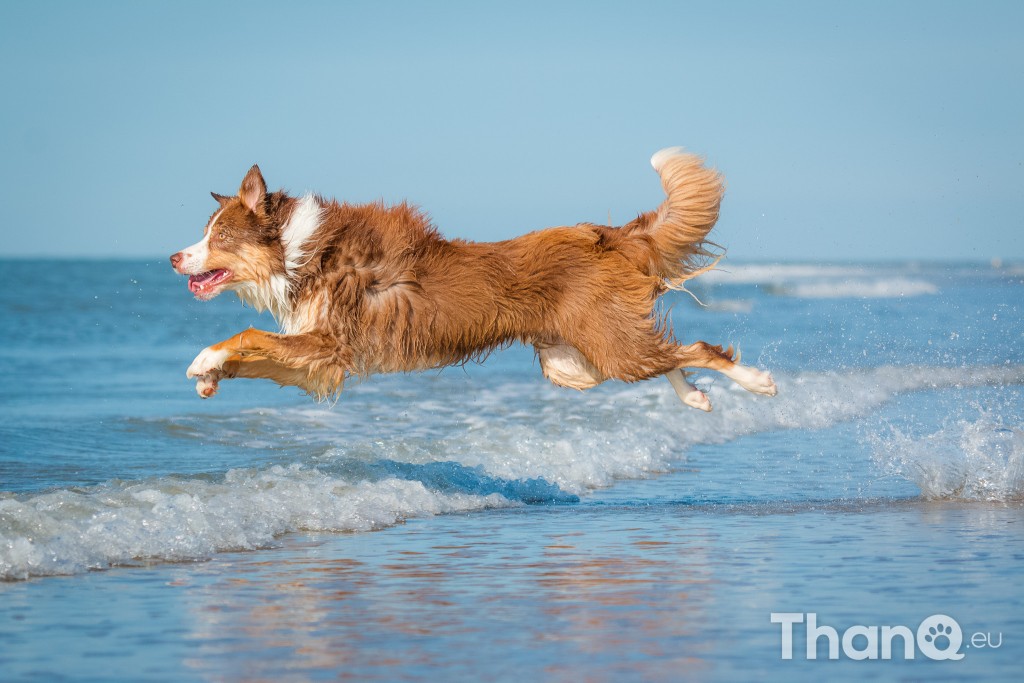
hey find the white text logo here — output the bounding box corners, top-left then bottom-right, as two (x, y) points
(770, 613), (1001, 661)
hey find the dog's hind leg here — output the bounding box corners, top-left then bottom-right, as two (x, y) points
(673, 341), (777, 397)
(665, 369), (712, 411)
(721, 362), (778, 396)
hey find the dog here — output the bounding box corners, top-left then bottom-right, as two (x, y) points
(170, 148), (777, 412)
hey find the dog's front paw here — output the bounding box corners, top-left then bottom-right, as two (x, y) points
(186, 346), (232, 380)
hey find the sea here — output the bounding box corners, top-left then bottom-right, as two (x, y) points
(1, 258), (1022, 682)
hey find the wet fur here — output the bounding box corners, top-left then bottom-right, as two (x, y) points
(171, 150), (777, 407)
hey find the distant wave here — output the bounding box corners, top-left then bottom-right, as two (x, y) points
(703, 299), (754, 313)
(769, 277), (938, 299)
(698, 264), (869, 284)
(3, 363), (1023, 580)
(696, 264), (939, 299)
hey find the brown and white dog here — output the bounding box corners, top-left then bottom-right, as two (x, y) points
(170, 148), (777, 411)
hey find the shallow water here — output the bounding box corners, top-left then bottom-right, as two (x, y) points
(1, 259), (1022, 680)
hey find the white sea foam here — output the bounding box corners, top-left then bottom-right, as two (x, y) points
(2, 363), (1022, 579)
(0, 468), (510, 580)
(871, 420), (1024, 501)
(443, 365), (1021, 489)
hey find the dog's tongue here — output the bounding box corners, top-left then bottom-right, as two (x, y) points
(188, 269), (228, 294)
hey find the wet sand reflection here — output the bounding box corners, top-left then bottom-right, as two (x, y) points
(180, 510), (718, 681)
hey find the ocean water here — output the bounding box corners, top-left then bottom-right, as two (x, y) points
(1, 259), (1022, 681)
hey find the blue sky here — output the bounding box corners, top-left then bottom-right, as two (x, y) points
(1, 0), (1021, 261)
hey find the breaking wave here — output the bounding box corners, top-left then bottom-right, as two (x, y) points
(3, 363), (1023, 580)
(0, 467), (515, 580)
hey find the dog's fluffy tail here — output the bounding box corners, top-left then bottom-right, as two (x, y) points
(628, 147), (725, 287)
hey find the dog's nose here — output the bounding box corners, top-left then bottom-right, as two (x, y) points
(170, 252), (183, 270)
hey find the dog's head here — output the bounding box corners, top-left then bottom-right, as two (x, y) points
(170, 165), (284, 301)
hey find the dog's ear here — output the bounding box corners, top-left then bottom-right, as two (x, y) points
(210, 192), (233, 207)
(238, 164), (267, 215)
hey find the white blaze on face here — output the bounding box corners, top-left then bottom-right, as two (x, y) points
(177, 208), (225, 274)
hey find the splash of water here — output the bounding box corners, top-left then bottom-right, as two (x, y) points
(871, 419), (1024, 501)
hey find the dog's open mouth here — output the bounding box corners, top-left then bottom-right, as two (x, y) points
(188, 269), (232, 299)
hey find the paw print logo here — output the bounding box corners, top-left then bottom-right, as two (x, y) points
(917, 614), (965, 660)
(925, 623), (954, 648)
